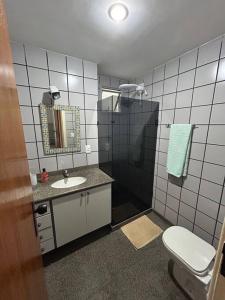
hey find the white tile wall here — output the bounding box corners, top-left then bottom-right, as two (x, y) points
(141, 34), (225, 245)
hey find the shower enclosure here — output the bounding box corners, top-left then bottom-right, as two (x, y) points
(98, 96), (159, 226)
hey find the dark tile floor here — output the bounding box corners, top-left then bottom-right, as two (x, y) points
(44, 212), (188, 300)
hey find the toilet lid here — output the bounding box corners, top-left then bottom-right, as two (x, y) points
(162, 226), (216, 274)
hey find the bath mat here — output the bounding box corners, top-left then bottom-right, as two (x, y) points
(121, 215), (163, 250)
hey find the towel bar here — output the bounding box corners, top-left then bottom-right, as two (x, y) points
(165, 124), (198, 129)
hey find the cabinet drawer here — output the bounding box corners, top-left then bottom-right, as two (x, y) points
(38, 227), (53, 242)
(35, 201), (50, 217)
(40, 239), (55, 254)
(36, 214), (52, 231)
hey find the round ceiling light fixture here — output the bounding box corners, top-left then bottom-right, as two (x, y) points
(108, 3), (129, 23)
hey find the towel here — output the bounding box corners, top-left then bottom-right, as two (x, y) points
(166, 124), (193, 177)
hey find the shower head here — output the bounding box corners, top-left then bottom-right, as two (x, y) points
(118, 83), (147, 96)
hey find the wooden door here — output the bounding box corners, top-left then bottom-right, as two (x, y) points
(208, 219), (225, 300)
(0, 1), (48, 299)
(52, 193), (87, 247)
(86, 184), (111, 233)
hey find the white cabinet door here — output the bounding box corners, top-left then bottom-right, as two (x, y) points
(86, 184), (111, 233)
(53, 192), (87, 247)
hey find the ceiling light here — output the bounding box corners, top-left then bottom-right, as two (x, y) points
(108, 3), (129, 23)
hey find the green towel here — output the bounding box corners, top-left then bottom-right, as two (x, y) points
(166, 124), (193, 177)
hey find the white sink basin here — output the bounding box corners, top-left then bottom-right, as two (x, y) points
(51, 177), (87, 189)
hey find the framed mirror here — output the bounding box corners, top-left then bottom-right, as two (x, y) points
(39, 104), (81, 155)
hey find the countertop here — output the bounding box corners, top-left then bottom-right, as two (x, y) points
(33, 166), (114, 203)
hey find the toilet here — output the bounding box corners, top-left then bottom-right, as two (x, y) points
(162, 226), (216, 300)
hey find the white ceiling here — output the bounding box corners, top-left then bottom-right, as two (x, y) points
(5, 0), (225, 79)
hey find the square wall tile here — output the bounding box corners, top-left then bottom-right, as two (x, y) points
(190, 143), (205, 161)
(85, 94), (98, 110)
(161, 109), (174, 124)
(179, 202), (195, 222)
(181, 188), (198, 208)
(153, 65), (164, 82)
(35, 125), (42, 141)
(178, 215), (193, 231)
(67, 56), (83, 76)
(84, 78), (98, 95)
(86, 139), (99, 152)
(39, 157), (57, 172)
(68, 75), (84, 93)
(197, 38), (221, 66)
(192, 84), (214, 106)
(156, 188), (166, 204)
(23, 125), (36, 142)
(195, 211), (216, 235)
(217, 58), (225, 82)
(14, 64), (28, 86)
(163, 76), (177, 94)
(49, 71), (67, 91)
(197, 195), (219, 219)
(28, 67), (49, 88)
(205, 144), (225, 166)
(176, 89), (192, 108)
(174, 107), (190, 123)
(83, 60), (97, 79)
(214, 81), (225, 104)
(152, 81), (163, 97)
(73, 153), (87, 167)
(190, 105), (211, 124)
(177, 69), (195, 91)
(55, 91), (69, 106)
(179, 49), (198, 73)
(208, 125), (225, 145)
(32, 107), (41, 124)
(167, 182), (181, 199)
(193, 225), (213, 244)
(163, 93), (176, 110)
(87, 152), (99, 165)
(57, 154), (73, 170)
(85, 110), (97, 125)
(156, 177), (167, 192)
(183, 174), (200, 193)
(158, 152), (167, 166)
(99, 75), (110, 88)
(47, 51), (66, 73)
(69, 92), (84, 108)
(165, 58), (179, 78)
(11, 42), (25, 64)
(26, 143), (38, 159)
(165, 207), (177, 225)
(159, 139), (168, 153)
(221, 37), (225, 58)
(30, 87), (48, 106)
(28, 159), (40, 174)
(166, 195), (179, 212)
(86, 124), (98, 139)
(188, 159), (203, 177)
(25, 45), (47, 68)
(215, 222), (222, 239)
(192, 125), (208, 143)
(17, 86), (31, 106)
(195, 61), (218, 87)
(199, 179), (223, 202)
(154, 200), (165, 216)
(210, 103), (225, 124)
(20, 106), (33, 124)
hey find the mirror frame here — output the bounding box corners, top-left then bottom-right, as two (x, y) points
(39, 104), (81, 155)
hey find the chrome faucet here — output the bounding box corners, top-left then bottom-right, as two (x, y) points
(62, 169), (69, 178)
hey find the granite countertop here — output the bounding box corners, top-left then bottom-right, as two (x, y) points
(33, 166), (114, 203)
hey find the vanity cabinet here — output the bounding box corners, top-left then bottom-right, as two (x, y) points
(52, 184), (111, 248)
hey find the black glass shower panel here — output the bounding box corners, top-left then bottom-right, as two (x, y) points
(98, 96), (159, 225)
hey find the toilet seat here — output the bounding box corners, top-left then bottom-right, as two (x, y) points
(162, 226), (216, 276)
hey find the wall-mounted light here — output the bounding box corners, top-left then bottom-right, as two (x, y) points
(108, 3), (129, 23)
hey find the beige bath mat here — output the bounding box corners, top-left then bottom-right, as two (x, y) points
(121, 215), (163, 249)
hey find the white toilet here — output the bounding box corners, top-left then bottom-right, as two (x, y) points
(162, 226), (216, 300)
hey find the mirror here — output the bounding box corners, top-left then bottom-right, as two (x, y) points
(39, 104), (81, 155)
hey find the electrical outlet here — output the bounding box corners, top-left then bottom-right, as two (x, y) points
(85, 144), (91, 154)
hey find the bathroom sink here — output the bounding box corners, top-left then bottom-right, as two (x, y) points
(51, 177), (87, 189)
